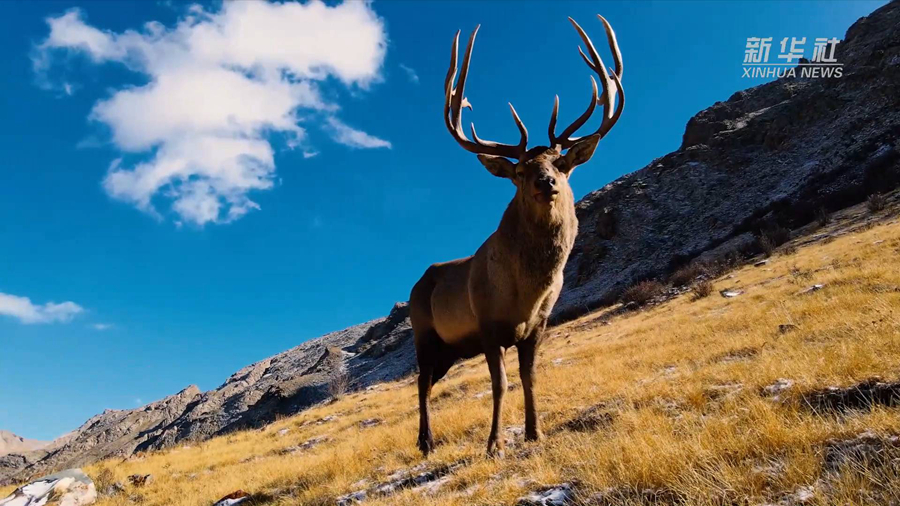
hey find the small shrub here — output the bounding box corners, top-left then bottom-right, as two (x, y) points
(758, 235), (776, 257)
(867, 193), (886, 213)
(620, 280), (666, 306)
(789, 265), (813, 285)
(329, 367), (350, 399)
(92, 465), (117, 494)
(692, 280), (713, 300)
(815, 207), (829, 227)
(716, 249), (746, 274)
(757, 226), (791, 257)
(779, 244), (798, 256)
(669, 263), (708, 287)
(326, 348), (350, 399)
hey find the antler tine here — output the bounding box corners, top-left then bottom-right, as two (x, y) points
(597, 15), (623, 79)
(548, 95), (559, 147)
(450, 26), (479, 128)
(569, 17), (611, 93)
(549, 75), (598, 147)
(443, 26), (528, 160)
(597, 70), (625, 138)
(508, 103), (528, 151)
(551, 15), (625, 151)
(472, 104), (527, 152)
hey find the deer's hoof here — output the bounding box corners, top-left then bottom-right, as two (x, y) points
(486, 438), (505, 459)
(417, 435), (434, 456)
(525, 429), (545, 442)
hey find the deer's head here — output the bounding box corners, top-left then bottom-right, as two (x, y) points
(443, 16), (624, 220)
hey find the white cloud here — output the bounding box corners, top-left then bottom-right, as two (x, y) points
(35, 1), (389, 226)
(399, 63), (419, 84)
(0, 292), (84, 325)
(91, 323), (114, 331)
(326, 117), (392, 149)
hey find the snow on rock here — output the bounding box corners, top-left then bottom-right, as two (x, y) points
(517, 483), (576, 506)
(212, 490), (250, 506)
(0, 469), (96, 506)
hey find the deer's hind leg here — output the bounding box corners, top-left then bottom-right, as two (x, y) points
(415, 329), (441, 456)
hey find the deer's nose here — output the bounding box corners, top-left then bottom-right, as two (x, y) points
(536, 175), (557, 193)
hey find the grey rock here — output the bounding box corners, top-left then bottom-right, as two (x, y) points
(824, 430), (900, 472)
(517, 483), (576, 506)
(358, 418), (382, 429)
(338, 460), (467, 504)
(763, 378), (795, 399)
(798, 284), (825, 295)
(211, 490), (251, 506)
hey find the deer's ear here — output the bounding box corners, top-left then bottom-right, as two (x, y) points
(477, 155), (516, 180)
(557, 134), (601, 175)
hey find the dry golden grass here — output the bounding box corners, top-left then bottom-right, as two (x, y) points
(7, 204), (900, 506)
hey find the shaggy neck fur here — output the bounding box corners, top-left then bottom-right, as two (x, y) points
(498, 187), (578, 285)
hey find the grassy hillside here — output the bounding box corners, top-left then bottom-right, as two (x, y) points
(4, 194), (899, 505)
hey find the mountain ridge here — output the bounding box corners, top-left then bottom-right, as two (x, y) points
(0, 431), (47, 457)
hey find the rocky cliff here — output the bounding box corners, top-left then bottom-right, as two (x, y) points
(3, 0), (900, 486)
(556, 0), (900, 316)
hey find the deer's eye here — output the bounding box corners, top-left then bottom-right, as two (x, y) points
(516, 171), (524, 179)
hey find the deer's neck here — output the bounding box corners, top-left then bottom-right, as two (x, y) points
(498, 196), (578, 280)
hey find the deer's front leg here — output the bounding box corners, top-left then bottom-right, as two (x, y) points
(484, 344), (508, 457)
(518, 335), (544, 441)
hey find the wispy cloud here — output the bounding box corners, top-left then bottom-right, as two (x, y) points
(326, 117), (392, 149)
(34, 2), (390, 226)
(0, 292), (83, 324)
(91, 323), (114, 331)
(399, 63), (419, 84)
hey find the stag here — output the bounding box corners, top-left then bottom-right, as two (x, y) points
(409, 15), (625, 457)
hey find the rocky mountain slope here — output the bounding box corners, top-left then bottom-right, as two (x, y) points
(3, 0), (899, 487)
(0, 303), (415, 485)
(0, 431), (46, 457)
(557, 0), (900, 316)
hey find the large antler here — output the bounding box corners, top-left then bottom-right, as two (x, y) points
(548, 15), (625, 151)
(444, 26), (529, 160)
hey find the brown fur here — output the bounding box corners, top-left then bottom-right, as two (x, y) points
(410, 139), (601, 456)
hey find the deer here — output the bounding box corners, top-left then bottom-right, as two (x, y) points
(409, 15), (625, 457)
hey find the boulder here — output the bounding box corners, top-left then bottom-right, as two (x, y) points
(0, 469), (96, 506)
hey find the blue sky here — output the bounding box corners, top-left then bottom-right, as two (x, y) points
(0, 0), (885, 441)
